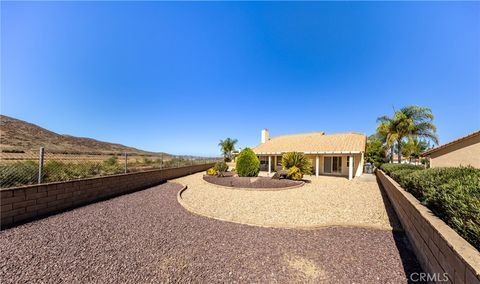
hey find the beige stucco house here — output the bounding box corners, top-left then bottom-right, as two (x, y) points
(422, 130), (480, 168)
(252, 129), (367, 180)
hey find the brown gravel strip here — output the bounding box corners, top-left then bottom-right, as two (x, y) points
(0, 181), (421, 283)
(203, 175), (303, 189)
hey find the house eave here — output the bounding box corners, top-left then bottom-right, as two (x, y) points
(256, 151), (363, 155)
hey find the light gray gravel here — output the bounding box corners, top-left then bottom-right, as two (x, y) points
(0, 181), (421, 283)
(178, 172), (400, 230)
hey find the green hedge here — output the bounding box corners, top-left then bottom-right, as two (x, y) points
(380, 164), (480, 251)
(389, 169), (421, 187)
(379, 163), (423, 176)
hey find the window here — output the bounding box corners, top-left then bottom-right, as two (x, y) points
(347, 156), (350, 167)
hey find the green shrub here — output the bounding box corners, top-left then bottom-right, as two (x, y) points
(383, 166), (480, 251)
(101, 156), (123, 174)
(44, 160), (104, 182)
(281, 152), (311, 176)
(365, 137), (386, 167)
(214, 161), (228, 173)
(0, 161), (38, 188)
(379, 163), (423, 175)
(104, 156), (119, 167)
(287, 166), (303, 181)
(206, 168), (217, 176)
(236, 148), (260, 177)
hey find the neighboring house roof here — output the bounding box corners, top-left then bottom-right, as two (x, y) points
(422, 130), (480, 156)
(252, 132), (367, 154)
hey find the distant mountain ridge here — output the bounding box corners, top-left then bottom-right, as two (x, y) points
(0, 115), (170, 156)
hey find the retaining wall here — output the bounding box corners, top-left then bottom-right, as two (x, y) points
(1, 163), (214, 229)
(377, 170), (480, 284)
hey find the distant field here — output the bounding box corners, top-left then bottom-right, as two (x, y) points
(0, 115), (220, 188)
(0, 151), (218, 188)
(0, 151), (173, 164)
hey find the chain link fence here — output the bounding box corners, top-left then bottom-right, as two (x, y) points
(0, 148), (221, 189)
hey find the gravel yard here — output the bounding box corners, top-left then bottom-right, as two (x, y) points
(0, 180), (421, 283)
(178, 172), (400, 230)
(203, 175), (302, 189)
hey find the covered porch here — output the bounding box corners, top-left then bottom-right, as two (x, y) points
(258, 152), (364, 180)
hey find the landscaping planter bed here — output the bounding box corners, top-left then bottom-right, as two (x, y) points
(203, 175), (303, 189)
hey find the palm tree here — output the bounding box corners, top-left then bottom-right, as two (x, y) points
(218, 138), (238, 162)
(376, 116), (397, 163)
(402, 137), (431, 164)
(377, 105), (438, 163)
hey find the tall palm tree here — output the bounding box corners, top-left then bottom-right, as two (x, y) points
(377, 105), (438, 163)
(218, 138), (238, 162)
(376, 116), (397, 163)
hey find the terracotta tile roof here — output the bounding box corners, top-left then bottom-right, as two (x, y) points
(252, 132), (367, 154)
(422, 130), (480, 156)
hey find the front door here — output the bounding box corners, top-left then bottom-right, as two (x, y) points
(324, 156), (342, 174)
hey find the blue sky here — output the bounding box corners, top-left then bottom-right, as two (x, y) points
(2, 1), (479, 156)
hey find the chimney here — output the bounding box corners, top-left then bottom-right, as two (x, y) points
(261, 129), (269, 143)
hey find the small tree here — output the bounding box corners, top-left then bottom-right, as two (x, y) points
(365, 135), (386, 167)
(236, 148), (260, 177)
(281, 152), (311, 179)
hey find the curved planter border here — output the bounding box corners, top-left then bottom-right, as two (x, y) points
(202, 176), (305, 191)
(176, 183), (393, 231)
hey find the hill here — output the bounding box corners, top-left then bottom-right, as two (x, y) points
(0, 115), (170, 156)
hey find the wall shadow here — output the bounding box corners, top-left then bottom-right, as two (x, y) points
(376, 174), (426, 284)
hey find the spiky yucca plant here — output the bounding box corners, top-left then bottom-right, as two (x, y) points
(281, 152), (311, 177)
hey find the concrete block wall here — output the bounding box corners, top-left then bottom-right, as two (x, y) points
(1, 163), (214, 229)
(377, 170), (480, 284)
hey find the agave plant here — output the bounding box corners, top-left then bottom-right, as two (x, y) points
(281, 152), (311, 176)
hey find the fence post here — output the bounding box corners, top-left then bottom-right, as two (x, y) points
(38, 147), (44, 184)
(124, 152), (128, 174)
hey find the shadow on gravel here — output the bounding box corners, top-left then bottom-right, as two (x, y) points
(376, 174), (426, 284)
(1, 181), (169, 230)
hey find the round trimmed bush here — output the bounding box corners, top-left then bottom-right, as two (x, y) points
(236, 148), (260, 177)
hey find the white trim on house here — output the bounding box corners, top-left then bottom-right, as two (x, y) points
(253, 131), (367, 180)
(257, 151), (362, 155)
